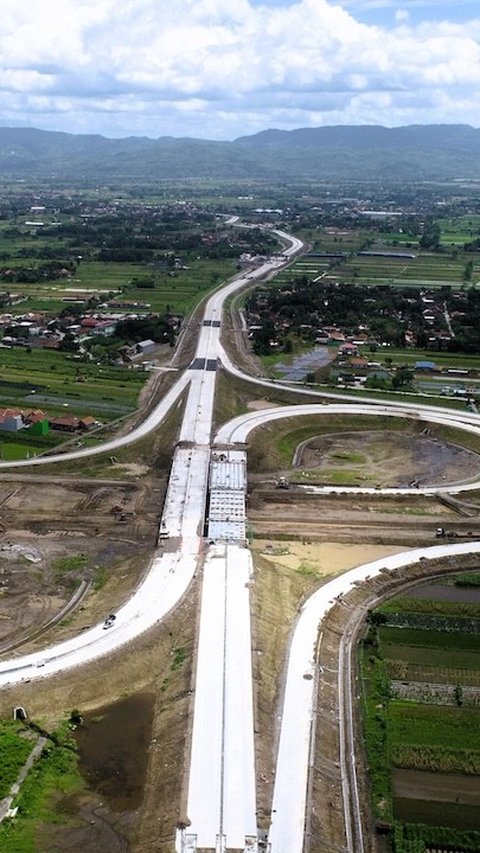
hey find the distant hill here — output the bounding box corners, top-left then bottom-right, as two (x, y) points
(0, 124), (479, 181)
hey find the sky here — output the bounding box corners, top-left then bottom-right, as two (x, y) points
(1, 0), (479, 140)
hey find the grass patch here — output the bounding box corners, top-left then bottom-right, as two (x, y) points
(0, 721), (83, 852)
(171, 646), (188, 672)
(296, 562), (319, 577)
(389, 701), (480, 751)
(92, 566), (109, 591)
(455, 572), (480, 587)
(0, 722), (36, 800)
(329, 450), (367, 464)
(51, 555), (89, 578)
(359, 629), (392, 821)
(309, 467), (373, 485)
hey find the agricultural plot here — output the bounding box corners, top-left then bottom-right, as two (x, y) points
(440, 214), (480, 245)
(0, 347), (145, 426)
(0, 347), (148, 461)
(305, 229), (372, 254)
(361, 577), (480, 847)
(335, 249), (480, 288)
(288, 221), (480, 289)
(4, 257), (237, 315)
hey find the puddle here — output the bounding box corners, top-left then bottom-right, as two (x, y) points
(409, 581), (480, 604)
(274, 346), (333, 380)
(74, 692), (155, 812)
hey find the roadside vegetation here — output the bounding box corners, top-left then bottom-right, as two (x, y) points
(0, 718), (83, 853)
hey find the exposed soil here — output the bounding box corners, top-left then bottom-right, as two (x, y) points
(0, 574), (200, 853)
(297, 430), (480, 487)
(394, 767), (480, 805)
(246, 399), (279, 411)
(3, 407), (480, 851)
(0, 475), (163, 651)
(247, 489), (461, 546)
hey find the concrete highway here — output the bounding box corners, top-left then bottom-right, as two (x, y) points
(268, 542), (480, 851)
(185, 544), (257, 850)
(1, 219), (480, 851)
(213, 401), (480, 848)
(0, 228), (302, 851)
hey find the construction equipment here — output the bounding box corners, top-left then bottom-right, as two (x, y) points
(435, 527), (476, 539)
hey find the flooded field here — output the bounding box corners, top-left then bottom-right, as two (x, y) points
(37, 693), (156, 852)
(395, 797), (480, 830)
(273, 346), (333, 380)
(74, 692), (155, 812)
(409, 580), (480, 604)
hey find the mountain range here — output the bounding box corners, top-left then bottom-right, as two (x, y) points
(0, 124), (479, 182)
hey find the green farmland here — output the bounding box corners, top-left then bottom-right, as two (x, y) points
(4, 257), (237, 315)
(271, 243), (480, 292)
(335, 249), (480, 289)
(277, 219), (480, 289)
(0, 347), (145, 420)
(361, 578), (480, 850)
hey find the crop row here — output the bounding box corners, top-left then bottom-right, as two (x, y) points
(392, 743), (480, 775)
(379, 595), (480, 620)
(385, 660), (480, 687)
(394, 822), (480, 853)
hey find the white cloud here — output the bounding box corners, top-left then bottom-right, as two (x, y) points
(0, 0), (479, 138)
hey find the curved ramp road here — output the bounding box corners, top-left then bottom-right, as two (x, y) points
(0, 371), (191, 469)
(0, 548), (198, 687)
(2, 220), (480, 850)
(219, 341), (480, 427)
(267, 542), (480, 851)
(215, 402), (480, 494)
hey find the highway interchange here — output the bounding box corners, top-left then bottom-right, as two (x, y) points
(1, 225), (480, 851)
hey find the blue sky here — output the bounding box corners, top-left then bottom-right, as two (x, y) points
(337, 0), (479, 24)
(0, 0), (479, 139)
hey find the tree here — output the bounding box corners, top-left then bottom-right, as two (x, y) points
(59, 332), (79, 353)
(419, 220), (441, 250)
(392, 367), (413, 390)
(464, 260), (474, 283)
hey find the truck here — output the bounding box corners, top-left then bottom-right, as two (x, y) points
(436, 527), (475, 539)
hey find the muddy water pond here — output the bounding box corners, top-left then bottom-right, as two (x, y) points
(409, 580), (480, 604)
(74, 692), (155, 812)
